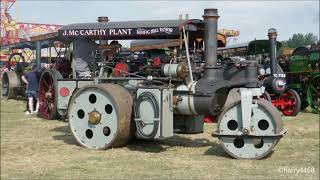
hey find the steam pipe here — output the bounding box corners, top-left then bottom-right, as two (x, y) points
(268, 28), (278, 75)
(202, 8), (219, 79)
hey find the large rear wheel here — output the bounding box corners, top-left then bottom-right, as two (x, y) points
(38, 69), (63, 119)
(68, 84), (134, 149)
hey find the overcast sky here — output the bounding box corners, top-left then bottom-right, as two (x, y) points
(10, 0), (320, 45)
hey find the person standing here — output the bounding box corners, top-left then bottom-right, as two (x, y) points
(22, 65), (40, 115)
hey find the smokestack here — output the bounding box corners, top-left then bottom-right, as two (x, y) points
(97, 16), (109, 62)
(202, 8), (219, 79)
(97, 17), (109, 45)
(98, 16), (109, 23)
(268, 28), (278, 75)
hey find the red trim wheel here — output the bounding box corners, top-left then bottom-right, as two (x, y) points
(38, 69), (63, 120)
(280, 89), (301, 116)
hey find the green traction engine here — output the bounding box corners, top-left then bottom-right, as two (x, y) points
(280, 44), (320, 113)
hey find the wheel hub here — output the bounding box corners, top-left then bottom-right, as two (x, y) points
(45, 92), (52, 99)
(88, 110), (101, 125)
(68, 89), (118, 149)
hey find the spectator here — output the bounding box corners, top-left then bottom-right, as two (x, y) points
(22, 65), (39, 115)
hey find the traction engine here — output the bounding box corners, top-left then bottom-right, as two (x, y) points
(260, 30), (302, 116)
(57, 8), (286, 159)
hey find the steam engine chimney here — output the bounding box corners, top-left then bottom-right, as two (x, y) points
(202, 8), (219, 79)
(268, 28), (278, 75)
(98, 16), (109, 23)
(97, 16), (109, 61)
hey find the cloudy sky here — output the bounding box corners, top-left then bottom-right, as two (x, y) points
(10, 0), (319, 45)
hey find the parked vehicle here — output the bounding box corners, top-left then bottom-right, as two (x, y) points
(279, 44), (320, 114)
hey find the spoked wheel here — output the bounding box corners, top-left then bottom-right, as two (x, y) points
(1, 70), (20, 99)
(280, 89), (301, 116)
(38, 69), (63, 119)
(217, 99), (283, 159)
(307, 76), (320, 113)
(68, 84), (134, 149)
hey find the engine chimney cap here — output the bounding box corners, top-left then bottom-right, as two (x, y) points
(203, 8), (219, 18)
(98, 16), (109, 23)
(268, 28), (277, 36)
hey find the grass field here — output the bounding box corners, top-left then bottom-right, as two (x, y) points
(1, 99), (319, 179)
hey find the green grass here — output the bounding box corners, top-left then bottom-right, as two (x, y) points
(1, 99), (319, 179)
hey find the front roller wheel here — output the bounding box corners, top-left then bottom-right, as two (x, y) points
(217, 99), (283, 159)
(68, 84), (134, 149)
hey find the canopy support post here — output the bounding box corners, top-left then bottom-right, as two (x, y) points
(36, 41), (41, 70)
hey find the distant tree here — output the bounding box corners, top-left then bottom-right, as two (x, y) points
(282, 33), (318, 48)
(304, 33), (318, 45)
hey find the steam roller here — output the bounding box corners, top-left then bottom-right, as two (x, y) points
(57, 8), (286, 159)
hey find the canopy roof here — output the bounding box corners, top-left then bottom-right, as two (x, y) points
(60, 20), (185, 29)
(3, 19), (225, 50)
(218, 39), (282, 55)
(130, 34), (226, 52)
(1, 40), (55, 50)
(58, 19), (203, 40)
(247, 40), (282, 55)
(1, 32), (60, 50)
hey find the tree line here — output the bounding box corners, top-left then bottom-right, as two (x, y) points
(281, 33), (319, 48)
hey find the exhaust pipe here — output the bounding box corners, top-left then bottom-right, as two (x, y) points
(268, 28), (278, 75)
(97, 16), (109, 23)
(202, 8), (219, 79)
